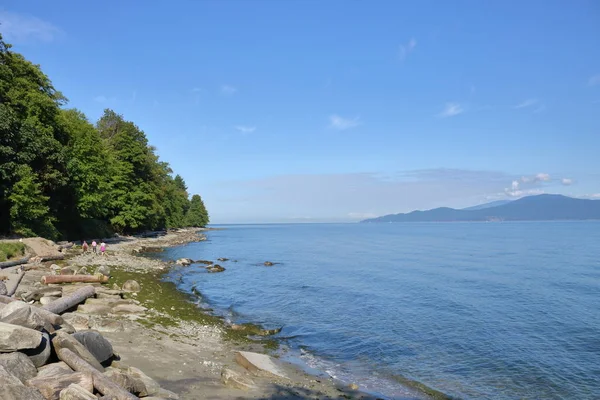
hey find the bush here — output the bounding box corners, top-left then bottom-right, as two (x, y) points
(0, 242), (26, 261)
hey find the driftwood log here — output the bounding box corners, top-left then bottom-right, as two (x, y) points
(40, 254), (66, 262)
(42, 285), (95, 315)
(26, 371), (93, 399)
(6, 270), (25, 296)
(0, 256), (30, 269)
(42, 275), (109, 285)
(57, 348), (139, 400)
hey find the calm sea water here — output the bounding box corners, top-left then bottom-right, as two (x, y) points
(161, 222), (600, 399)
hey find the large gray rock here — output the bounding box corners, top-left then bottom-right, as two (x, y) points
(95, 265), (111, 277)
(0, 384), (46, 400)
(59, 383), (96, 399)
(0, 352), (38, 382)
(27, 371), (93, 400)
(0, 281), (7, 296)
(122, 280), (141, 292)
(104, 367), (137, 393)
(0, 302), (52, 331)
(37, 361), (73, 378)
(127, 366), (160, 396)
(0, 364), (22, 385)
(0, 321), (43, 352)
(221, 368), (256, 390)
(175, 258), (193, 266)
(51, 331), (104, 372)
(235, 351), (287, 379)
(73, 330), (113, 363)
(23, 331), (51, 367)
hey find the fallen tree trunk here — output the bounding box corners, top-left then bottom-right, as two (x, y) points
(42, 275), (109, 285)
(40, 254), (65, 262)
(42, 285), (95, 314)
(6, 270), (25, 296)
(57, 348), (139, 400)
(0, 256), (30, 269)
(0, 294), (18, 304)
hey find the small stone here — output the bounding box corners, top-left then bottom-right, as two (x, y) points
(50, 264), (61, 272)
(112, 283), (120, 291)
(95, 266), (110, 277)
(221, 368), (256, 390)
(0, 352), (38, 382)
(122, 280), (141, 292)
(349, 383), (359, 390)
(60, 267), (75, 275)
(75, 267), (89, 275)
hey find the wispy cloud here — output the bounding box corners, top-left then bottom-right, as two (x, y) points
(514, 98), (539, 109)
(234, 125), (256, 134)
(561, 178), (573, 186)
(588, 74), (600, 86)
(398, 38), (417, 61)
(437, 103), (464, 118)
(221, 85), (237, 95)
(0, 11), (61, 43)
(329, 114), (361, 130)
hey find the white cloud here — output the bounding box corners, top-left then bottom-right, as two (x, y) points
(329, 114), (360, 130)
(0, 11), (61, 43)
(437, 103), (464, 118)
(234, 125), (256, 134)
(561, 178), (573, 186)
(398, 37), (417, 61)
(588, 74), (600, 86)
(535, 173), (550, 182)
(221, 85), (237, 95)
(514, 98), (539, 109)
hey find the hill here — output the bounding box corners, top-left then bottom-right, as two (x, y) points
(462, 200), (512, 211)
(361, 194), (600, 223)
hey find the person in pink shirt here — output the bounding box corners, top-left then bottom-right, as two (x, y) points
(91, 240), (97, 255)
(100, 241), (107, 256)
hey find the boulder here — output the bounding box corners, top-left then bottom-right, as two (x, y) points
(51, 331), (104, 372)
(127, 366), (160, 396)
(23, 331), (51, 367)
(58, 383), (96, 400)
(111, 304), (146, 314)
(207, 264), (225, 273)
(104, 367), (137, 393)
(37, 362), (73, 378)
(95, 266), (111, 277)
(221, 368), (256, 390)
(175, 258), (193, 266)
(27, 372), (93, 400)
(76, 304), (111, 315)
(122, 280), (140, 292)
(195, 260), (213, 265)
(264, 261), (274, 266)
(0, 364), (24, 385)
(73, 330), (114, 363)
(0, 352), (38, 382)
(0, 384), (46, 400)
(217, 258), (229, 262)
(235, 351), (287, 379)
(0, 321), (43, 352)
(0, 302), (53, 331)
(55, 322), (76, 334)
(0, 281), (7, 296)
(50, 264), (61, 273)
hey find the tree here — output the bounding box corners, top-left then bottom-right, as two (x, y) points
(186, 195), (209, 227)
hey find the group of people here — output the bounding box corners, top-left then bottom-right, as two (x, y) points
(81, 240), (107, 256)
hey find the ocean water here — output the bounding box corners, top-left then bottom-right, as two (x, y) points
(160, 222), (600, 399)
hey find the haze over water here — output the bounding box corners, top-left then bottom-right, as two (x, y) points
(162, 222), (600, 399)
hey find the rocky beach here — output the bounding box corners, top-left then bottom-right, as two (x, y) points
(0, 229), (380, 400)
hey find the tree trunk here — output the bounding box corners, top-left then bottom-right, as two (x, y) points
(42, 285), (95, 314)
(42, 275), (109, 285)
(40, 254), (65, 262)
(6, 270), (25, 296)
(26, 371), (93, 400)
(0, 256), (30, 269)
(57, 348), (139, 400)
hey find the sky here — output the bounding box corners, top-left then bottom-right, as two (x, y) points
(1, 0), (599, 223)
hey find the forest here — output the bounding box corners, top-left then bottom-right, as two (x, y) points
(0, 34), (209, 240)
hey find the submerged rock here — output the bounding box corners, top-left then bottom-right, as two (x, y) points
(217, 257), (229, 262)
(194, 260), (213, 265)
(264, 261), (274, 266)
(207, 264), (225, 273)
(175, 258), (193, 266)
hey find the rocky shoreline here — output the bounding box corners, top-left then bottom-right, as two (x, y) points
(0, 229), (384, 400)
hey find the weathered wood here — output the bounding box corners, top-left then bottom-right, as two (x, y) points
(42, 286), (95, 315)
(40, 254), (66, 262)
(27, 371), (93, 400)
(22, 286), (63, 302)
(58, 383), (97, 400)
(0, 294), (18, 304)
(0, 256), (30, 269)
(57, 348), (139, 400)
(42, 275), (108, 285)
(6, 270), (25, 296)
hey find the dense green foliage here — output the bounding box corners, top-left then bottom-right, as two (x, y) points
(0, 34), (209, 239)
(0, 241), (26, 262)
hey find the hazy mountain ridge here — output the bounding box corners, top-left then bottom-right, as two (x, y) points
(361, 195), (600, 223)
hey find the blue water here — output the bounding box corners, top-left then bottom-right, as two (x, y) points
(161, 222), (600, 399)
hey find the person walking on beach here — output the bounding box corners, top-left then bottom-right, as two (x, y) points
(100, 241), (107, 257)
(91, 240), (97, 255)
(82, 240), (89, 253)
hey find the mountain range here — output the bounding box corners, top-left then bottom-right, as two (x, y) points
(361, 194), (600, 223)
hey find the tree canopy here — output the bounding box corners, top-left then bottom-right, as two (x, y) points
(0, 34), (209, 239)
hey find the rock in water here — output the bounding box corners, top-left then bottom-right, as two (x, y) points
(207, 264), (225, 273)
(235, 351), (288, 379)
(23, 331), (51, 367)
(27, 372), (93, 400)
(73, 331), (114, 363)
(0, 352), (37, 382)
(59, 383), (96, 400)
(264, 261), (274, 266)
(221, 368), (256, 390)
(0, 281), (7, 296)
(122, 280), (141, 292)
(51, 331), (104, 372)
(217, 257), (229, 262)
(0, 321), (43, 352)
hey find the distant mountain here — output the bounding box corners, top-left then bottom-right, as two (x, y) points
(361, 194), (600, 223)
(462, 199), (513, 211)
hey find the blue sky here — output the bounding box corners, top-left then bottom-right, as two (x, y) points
(1, 0), (599, 223)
